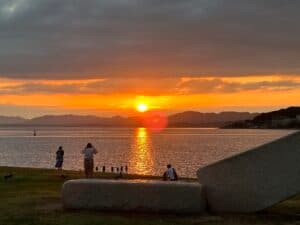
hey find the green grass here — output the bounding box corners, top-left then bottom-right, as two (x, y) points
(0, 166), (299, 225)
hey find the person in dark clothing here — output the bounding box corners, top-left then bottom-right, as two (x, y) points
(163, 164), (178, 181)
(55, 146), (64, 175)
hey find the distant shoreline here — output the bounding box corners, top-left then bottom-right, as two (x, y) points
(0, 111), (258, 128)
(0, 166), (196, 182)
(0, 124), (297, 130)
(0, 124), (219, 128)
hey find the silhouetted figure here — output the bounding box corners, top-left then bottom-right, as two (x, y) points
(116, 167), (119, 172)
(163, 164), (178, 181)
(33, 129), (37, 136)
(102, 166), (106, 173)
(120, 166), (123, 172)
(125, 165), (128, 173)
(61, 174), (67, 179)
(95, 166), (99, 172)
(82, 143), (98, 178)
(4, 173), (13, 181)
(55, 146), (64, 176)
(115, 172), (123, 179)
(111, 167), (114, 173)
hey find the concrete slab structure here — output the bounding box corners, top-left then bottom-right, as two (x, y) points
(197, 131), (300, 213)
(62, 179), (206, 213)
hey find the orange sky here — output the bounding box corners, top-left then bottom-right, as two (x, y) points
(0, 75), (299, 118)
(1, 1), (300, 117)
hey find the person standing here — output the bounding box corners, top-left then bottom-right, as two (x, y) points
(55, 146), (64, 175)
(82, 143), (98, 178)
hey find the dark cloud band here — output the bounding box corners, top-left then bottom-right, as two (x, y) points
(1, 0), (300, 79)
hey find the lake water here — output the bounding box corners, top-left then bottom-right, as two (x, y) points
(0, 127), (294, 178)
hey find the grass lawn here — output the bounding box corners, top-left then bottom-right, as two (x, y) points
(0, 166), (299, 225)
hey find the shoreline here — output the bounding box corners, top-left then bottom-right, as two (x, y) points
(0, 166), (197, 182)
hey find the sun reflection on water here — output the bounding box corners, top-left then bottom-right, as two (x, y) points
(129, 127), (153, 175)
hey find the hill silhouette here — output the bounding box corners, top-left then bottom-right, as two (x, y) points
(0, 116), (27, 125)
(225, 107), (300, 129)
(0, 111), (258, 128)
(168, 111), (257, 127)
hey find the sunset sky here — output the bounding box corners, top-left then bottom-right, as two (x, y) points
(1, 0), (300, 118)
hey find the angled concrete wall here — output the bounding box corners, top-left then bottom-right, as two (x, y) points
(62, 179), (206, 213)
(197, 131), (300, 213)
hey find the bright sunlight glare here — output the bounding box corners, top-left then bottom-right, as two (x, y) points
(137, 103), (148, 112)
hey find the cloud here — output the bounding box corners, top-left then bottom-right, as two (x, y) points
(1, 76), (300, 95)
(1, 0), (300, 79)
(176, 78), (300, 94)
(0, 78), (180, 95)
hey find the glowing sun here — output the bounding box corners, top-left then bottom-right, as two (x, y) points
(136, 103), (148, 112)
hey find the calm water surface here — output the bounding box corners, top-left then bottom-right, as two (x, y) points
(0, 127), (294, 177)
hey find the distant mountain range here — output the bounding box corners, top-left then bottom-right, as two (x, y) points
(0, 116), (27, 125)
(224, 107), (300, 129)
(168, 111), (258, 127)
(0, 111), (258, 128)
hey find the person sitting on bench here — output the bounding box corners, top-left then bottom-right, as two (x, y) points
(163, 164), (178, 181)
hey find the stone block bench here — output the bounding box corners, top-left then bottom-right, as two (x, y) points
(62, 179), (206, 213)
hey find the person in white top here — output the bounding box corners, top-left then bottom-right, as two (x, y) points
(163, 164), (178, 181)
(82, 143), (98, 178)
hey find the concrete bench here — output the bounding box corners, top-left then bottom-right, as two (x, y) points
(62, 179), (206, 213)
(197, 131), (300, 213)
